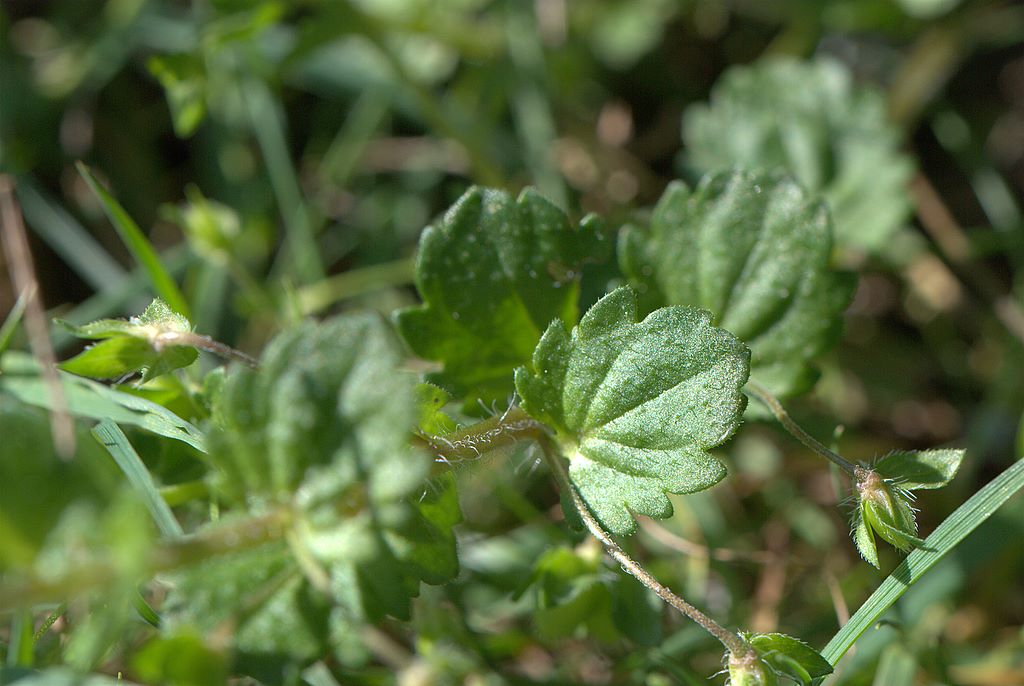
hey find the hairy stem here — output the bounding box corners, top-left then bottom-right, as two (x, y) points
(746, 379), (859, 476)
(416, 405), (546, 465)
(537, 437), (752, 658)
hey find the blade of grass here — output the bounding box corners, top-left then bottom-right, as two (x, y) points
(15, 178), (127, 292)
(1, 351), (207, 453)
(6, 611), (34, 667)
(318, 87), (390, 191)
(0, 291), (28, 357)
(870, 645), (916, 686)
(92, 419), (184, 538)
(296, 256), (415, 315)
(818, 457), (1024, 680)
(76, 162), (191, 318)
(242, 79), (325, 284)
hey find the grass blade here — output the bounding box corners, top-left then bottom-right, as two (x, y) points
(1, 351), (207, 453)
(76, 162), (191, 318)
(92, 419), (184, 538)
(15, 178), (127, 292)
(243, 79), (325, 283)
(819, 457), (1024, 678)
(0, 291), (28, 356)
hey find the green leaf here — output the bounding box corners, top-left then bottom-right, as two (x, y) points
(92, 419), (183, 539)
(147, 54), (208, 137)
(58, 299), (199, 382)
(873, 449), (965, 490)
(610, 572), (663, 647)
(395, 186), (607, 402)
(1, 351), (207, 453)
(745, 632), (833, 684)
(0, 668), (141, 686)
(164, 541), (331, 663)
(130, 631), (228, 686)
(207, 314), (459, 628)
(620, 170), (855, 403)
(0, 395), (119, 569)
(819, 458), (1024, 676)
(683, 58), (915, 252)
(515, 287), (750, 535)
(76, 163), (191, 317)
(415, 383), (457, 436)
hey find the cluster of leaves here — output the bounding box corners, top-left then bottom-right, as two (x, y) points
(1, 155), (969, 684)
(4, 0), (1022, 682)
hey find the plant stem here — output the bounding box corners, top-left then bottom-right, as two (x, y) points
(537, 436), (752, 658)
(746, 379), (859, 476)
(417, 405), (546, 464)
(297, 257), (416, 316)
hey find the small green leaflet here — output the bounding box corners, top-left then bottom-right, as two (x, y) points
(683, 57), (915, 252)
(57, 298), (198, 382)
(396, 185), (607, 402)
(515, 287), (750, 535)
(620, 170), (855, 405)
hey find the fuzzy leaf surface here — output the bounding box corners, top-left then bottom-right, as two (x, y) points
(621, 170), (854, 402)
(205, 314), (459, 632)
(683, 58), (914, 251)
(515, 287), (749, 535)
(396, 186), (607, 401)
(874, 449), (965, 490)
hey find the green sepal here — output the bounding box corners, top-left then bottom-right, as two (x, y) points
(745, 632), (833, 684)
(395, 185), (608, 403)
(515, 287), (749, 535)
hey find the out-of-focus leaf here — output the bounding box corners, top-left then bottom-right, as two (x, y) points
(130, 631), (228, 686)
(0, 396), (119, 569)
(620, 170), (854, 403)
(515, 287), (749, 535)
(1, 352), (206, 452)
(683, 58), (915, 252)
(199, 314), (459, 650)
(147, 54), (208, 137)
(395, 186), (607, 402)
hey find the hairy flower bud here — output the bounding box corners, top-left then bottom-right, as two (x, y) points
(853, 467), (924, 566)
(728, 650), (778, 686)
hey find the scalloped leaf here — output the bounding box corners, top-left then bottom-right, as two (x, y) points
(515, 287), (749, 535)
(202, 314), (459, 638)
(395, 186), (607, 402)
(621, 170), (855, 404)
(683, 58), (915, 253)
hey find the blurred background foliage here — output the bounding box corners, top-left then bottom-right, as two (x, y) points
(1, 0), (1023, 684)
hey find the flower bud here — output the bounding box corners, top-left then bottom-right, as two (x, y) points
(853, 467), (924, 566)
(728, 650), (777, 686)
